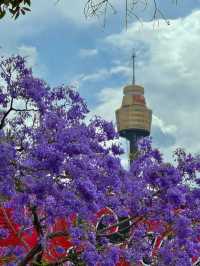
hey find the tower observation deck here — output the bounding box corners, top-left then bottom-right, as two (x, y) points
(115, 54), (152, 164)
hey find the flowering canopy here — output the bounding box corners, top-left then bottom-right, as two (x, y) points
(0, 56), (200, 265)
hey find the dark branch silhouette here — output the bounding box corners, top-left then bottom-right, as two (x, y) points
(0, 0), (179, 26)
(84, 0), (176, 27)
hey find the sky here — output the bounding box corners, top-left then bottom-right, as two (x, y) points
(0, 0), (200, 164)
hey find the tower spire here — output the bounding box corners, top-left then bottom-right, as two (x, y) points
(132, 51), (136, 85)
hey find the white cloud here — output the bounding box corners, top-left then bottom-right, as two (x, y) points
(152, 115), (177, 135)
(90, 86), (121, 121)
(101, 10), (200, 156)
(18, 45), (38, 67)
(70, 70), (109, 85)
(110, 65), (131, 77)
(0, 0), (96, 58)
(52, 0), (96, 25)
(82, 69), (109, 82)
(26, 0), (97, 26)
(17, 45), (47, 78)
(73, 64), (131, 85)
(79, 48), (98, 58)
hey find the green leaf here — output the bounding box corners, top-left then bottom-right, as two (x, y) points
(0, 1), (5, 5)
(22, 6), (31, 11)
(21, 8), (25, 15)
(14, 10), (19, 19)
(24, 0), (31, 6)
(9, 8), (16, 15)
(0, 9), (5, 19)
(4, 0), (10, 6)
(12, 0), (23, 8)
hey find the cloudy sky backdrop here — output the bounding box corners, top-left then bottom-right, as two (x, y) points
(1, 0), (200, 164)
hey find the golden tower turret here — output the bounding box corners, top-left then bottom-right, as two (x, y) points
(115, 54), (152, 163)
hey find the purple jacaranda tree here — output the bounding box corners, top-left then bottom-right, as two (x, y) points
(0, 55), (200, 266)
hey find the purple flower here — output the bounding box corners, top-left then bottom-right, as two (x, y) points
(0, 55), (200, 266)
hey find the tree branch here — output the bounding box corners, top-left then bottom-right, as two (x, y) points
(17, 244), (42, 266)
(84, 0), (173, 27)
(30, 206), (44, 236)
(12, 107), (38, 112)
(0, 97), (13, 129)
(48, 230), (69, 239)
(96, 215), (144, 236)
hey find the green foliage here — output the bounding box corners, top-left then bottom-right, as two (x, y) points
(0, 0), (31, 19)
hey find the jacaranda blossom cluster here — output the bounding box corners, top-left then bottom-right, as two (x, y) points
(0, 56), (200, 266)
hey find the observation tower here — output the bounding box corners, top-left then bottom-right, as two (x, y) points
(115, 53), (152, 163)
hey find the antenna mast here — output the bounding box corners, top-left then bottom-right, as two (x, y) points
(132, 52), (136, 85)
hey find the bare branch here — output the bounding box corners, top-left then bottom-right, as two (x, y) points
(18, 206), (44, 266)
(0, 97), (13, 129)
(44, 256), (71, 266)
(30, 206), (44, 236)
(12, 107), (38, 112)
(84, 0), (176, 28)
(84, 0), (116, 19)
(17, 244), (42, 266)
(96, 215), (144, 236)
(48, 230), (69, 239)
